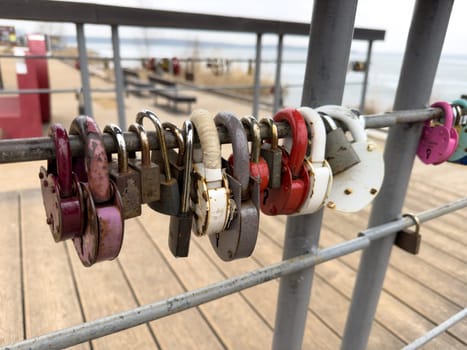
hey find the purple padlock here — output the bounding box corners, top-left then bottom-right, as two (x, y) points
(417, 101), (459, 165)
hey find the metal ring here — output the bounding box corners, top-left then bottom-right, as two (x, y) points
(103, 124), (128, 173)
(259, 117), (278, 149)
(402, 213), (420, 233)
(128, 123), (150, 166)
(163, 121), (185, 166)
(136, 109), (171, 180)
(241, 116), (261, 163)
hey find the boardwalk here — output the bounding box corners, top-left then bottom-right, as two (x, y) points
(0, 59), (465, 349)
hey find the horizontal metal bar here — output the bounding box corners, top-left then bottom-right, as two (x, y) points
(0, 107), (448, 164)
(3, 198), (465, 350)
(402, 308), (467, 350)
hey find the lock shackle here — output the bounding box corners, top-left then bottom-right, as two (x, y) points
(273, 108), (308, 177)
(69, 116), (111, 203)
(259, 117), (279, 150)
(317, 105), (367, 143)
(298, 107), (326, 163)
(136, 109), (172, 181)
(104, 124), (129, 174)
(163, 121), (185, 166)
(319, 113), (338, 132)
(48, 124), (73, 197)
(190, 109), (222, 182)
(452, 98), (467, 111)
(430, 101), (454, 128)
(214, 112), (250, 193)
(181, 120), (194, 213)
(241, 116), (261, 163)
(402, 213), (420, 233)
(128, 123), (150, 166)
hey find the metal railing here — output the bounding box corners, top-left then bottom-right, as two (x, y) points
(0, 0), (464, 350)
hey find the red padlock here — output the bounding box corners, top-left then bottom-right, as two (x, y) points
(69, 116), (124, 267)
(260, 108), (310, 215)
(39, 124), (84, 242)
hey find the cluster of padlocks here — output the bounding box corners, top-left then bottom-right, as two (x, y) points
(38, 100), (466, 266)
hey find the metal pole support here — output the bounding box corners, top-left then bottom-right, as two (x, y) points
(341, 1), (454, 349)
(359, 40), (373, 112)
(272, 1), (358, 349)
(76, 23), (93, 117)
(273, 34), (283, 114)
(111, 25), (126, 129)
(252, 33), (262, 118)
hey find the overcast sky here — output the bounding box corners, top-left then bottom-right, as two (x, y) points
(1, 0), (466, 55)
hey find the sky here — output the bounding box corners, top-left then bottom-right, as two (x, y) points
(1, 0), (466, 55)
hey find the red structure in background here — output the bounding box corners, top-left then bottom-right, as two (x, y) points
(0, 34), (50, 139)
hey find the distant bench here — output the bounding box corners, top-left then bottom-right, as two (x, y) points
(123, 68), (152, 97)
(147, 73), (196, 114)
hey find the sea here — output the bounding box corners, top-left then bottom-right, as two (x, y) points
(63, 35), (467, 113)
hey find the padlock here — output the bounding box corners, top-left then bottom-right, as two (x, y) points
(168, 120), (194, 257)
(259, 117), (282, 188)
(190, 109), (231, 236)
(128, 123), (161, 203)
(39, 124), (84, 242)
(395, 213), (422, 254)
(241, 116), (270, 191)
(69, 116), (124, 266)
(417, 101), (459, 165)
(260, 108), (310, 216)
(320, 113), (361, 175)
(293, 107), (333, 215)
(317, 105), (384, 212)
(136, 110), (180, 216)
(448, 99), (467, 164)
(104, 124), (142, 219)
(212, 111), (260, 260)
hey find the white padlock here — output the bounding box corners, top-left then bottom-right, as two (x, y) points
(294, 107), (333, 215)
(190, 109), (231, 236)
(317, 105), (385, 212)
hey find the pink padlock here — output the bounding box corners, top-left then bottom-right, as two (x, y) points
(417, 101), (459, 165)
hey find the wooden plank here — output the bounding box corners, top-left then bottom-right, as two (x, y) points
(252, 229), (404, 350)
(20, 189), (89, 350)
(65, 229), (158, 349)
(191, 234), (342, 350)
(117, 218), (224, 350)
(139, 207), (273, 349)
(0, 191), (23, 346)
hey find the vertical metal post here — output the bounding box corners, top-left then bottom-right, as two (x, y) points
(273, 34), (284, 114)
(359, 40), (373, 112)
(252, 33), (262, 117)
(76, 23), (93, 116)
(341, 1), (454, 349)
(111, 25), (126, 129)
(272, 1), (358, 349)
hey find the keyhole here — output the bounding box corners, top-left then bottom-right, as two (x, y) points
(426, 148), (432, 159)
(262, 189), (269, 205)
(216, 233), (220, 247)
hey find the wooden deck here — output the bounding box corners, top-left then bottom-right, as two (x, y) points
(0, 59), (465, 349)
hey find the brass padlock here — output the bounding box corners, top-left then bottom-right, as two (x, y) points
(104, 124), (142, 219)
(259, 117), (282, 189)
(320, 113), (361, 175)
(128, 123), (161, 203)
(395, 213), (422, 254)
(136, 110), (180, 216)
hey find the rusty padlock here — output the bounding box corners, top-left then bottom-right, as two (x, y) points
(136, 110), (180, 216)
(260, 117), (282, 189)
(168, 120), (194, 257)
(241, 116), (270, 192)
(320, 112), (360, 175)
(260, 108), (310, 215)
(104, 124), (142, 219)
(69, 116), (124, 266)
(212, 111), (259, 260)
(39, 124), (84, 242)
(395, 213), (422, 254)
(128, 123), (161, 203)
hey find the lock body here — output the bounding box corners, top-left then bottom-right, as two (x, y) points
(325, 126), (360, 175)
(109, 163), (142, 219)
(260, 144), (282, 188)
(129, 158), (160, 203)
(394, 228), (421, 254)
